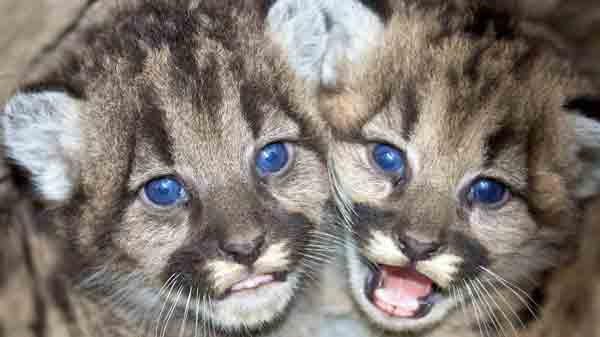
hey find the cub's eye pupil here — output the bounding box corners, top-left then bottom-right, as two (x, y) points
(144, 177), (185, 206)
(468, 179), (507, 205)
(256, 142), (289, 175)
(372, 143), (405, 174)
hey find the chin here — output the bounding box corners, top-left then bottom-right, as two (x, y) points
(171, 271), (301, 332)
(346, 242), (459, 333)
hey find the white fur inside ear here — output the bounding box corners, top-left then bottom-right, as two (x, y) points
(318, 0), (385, 87)
(569, 114), (600, 198)
(266, 0), (384, 87)
(266, 0), (328, 83)
(2, 91), (82, 202)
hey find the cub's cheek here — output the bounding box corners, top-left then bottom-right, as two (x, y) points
(114, 212), (191, 276)
(469, 203), (536, 255)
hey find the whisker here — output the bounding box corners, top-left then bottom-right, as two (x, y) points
(483, 278), (522, 336)
(155, 276), (180, 337)
(179, 286), (193, 337)
(208, 295), (217, 337)
(296, 252), (332, 265)
(298, 249), (337, 261)
(480, 267), (538, 320)
(474, 278), (506, 337)
(202, 293), (209, 337)
(465, 280), (487, 337)
(194, 288), (200, 337)
(307, 230), (350, 247)
(159, 273), (180, 297)
(472, 279), (497, 337)
(457, 285), (470, 326)
(162, 285), (184, 337)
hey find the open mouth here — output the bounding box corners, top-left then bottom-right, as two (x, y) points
(365, 264), (443, 319)
(222, 272), (288, 298)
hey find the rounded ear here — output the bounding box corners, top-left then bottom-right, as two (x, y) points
(2, 91), (82, 202)
(266, 0), (385, 87)
(317, 0), (385, 88)
(568, 112), (600, 199)
(266, 0), (329, 83)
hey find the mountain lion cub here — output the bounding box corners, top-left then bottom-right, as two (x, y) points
(1, 0), (335, 336)
(319, 1), (600, 336)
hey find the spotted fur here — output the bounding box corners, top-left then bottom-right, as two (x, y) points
(321, 1), (600, 336)
(1, 1), (335, 336)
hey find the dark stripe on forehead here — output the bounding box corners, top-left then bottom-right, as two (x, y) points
(463, 42), (493, 83)
(168, 38), (224, 130)
(196, 52), (224, 129)
(483, 121), (523, 168)
(240, 80), (268, 138)
(138, 89), (175, 166)
(510, 46), (540, 81)
(400, 81), (419, 140)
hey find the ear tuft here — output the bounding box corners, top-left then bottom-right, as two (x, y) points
(569, 113), (600, 199)
(2, 91), (82, 202)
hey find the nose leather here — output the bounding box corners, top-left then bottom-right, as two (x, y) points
(220, 232), (266, 266)
(398, 235), (441, 261)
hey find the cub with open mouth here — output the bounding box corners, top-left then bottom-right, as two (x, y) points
(318, 0), (600, 335)
(1, 0), (334, 336)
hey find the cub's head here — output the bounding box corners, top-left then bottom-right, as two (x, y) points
(2, 0), (333, 333)
(320, 1), (600, 334)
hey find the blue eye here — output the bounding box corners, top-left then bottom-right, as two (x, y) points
(256, 142), (289, 175)
(372, 143), (405, 174)
(468, 178), (509, 206)
(144, 176), (186, 206)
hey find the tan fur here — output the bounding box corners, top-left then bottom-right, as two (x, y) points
(1, 1), (333, 336)
(488, 1), (600, 336)
(325, 2), (598, 336)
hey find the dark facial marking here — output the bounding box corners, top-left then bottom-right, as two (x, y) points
(463, 42), (494, 83)
(448, 231), (490, 283)
(138, 90), (175, 166)
(400, 81), (419, 140)
(511, 46), (540, 81)
(195, 52), (225, 129)
(351, 203), (403, 245)
(240, 80), (269, 138)
(464, 6), (515, 40)
(483, 122), (521, 168)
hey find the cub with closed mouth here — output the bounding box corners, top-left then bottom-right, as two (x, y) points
(1, 0), (334, 336)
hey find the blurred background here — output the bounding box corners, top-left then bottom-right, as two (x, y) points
(0, 0), (89, 101)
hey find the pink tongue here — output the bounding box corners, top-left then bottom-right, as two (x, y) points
(373, 266), (433, 316)
(383, 267), (432, 298)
